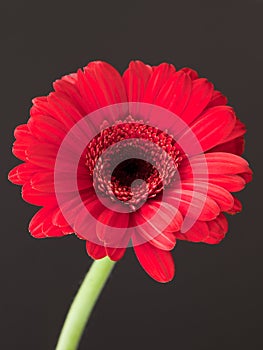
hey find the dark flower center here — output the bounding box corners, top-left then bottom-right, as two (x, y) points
(85, 117), (182, 210)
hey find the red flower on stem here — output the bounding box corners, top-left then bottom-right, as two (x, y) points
(9, 61), (252, 283)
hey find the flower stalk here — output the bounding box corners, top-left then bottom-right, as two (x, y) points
(55, 257), (116, 350)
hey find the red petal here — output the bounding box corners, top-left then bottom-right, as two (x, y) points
(204, 214), (228, 244)
(132, 201), (181, 250)
(96, 208), (130, 246)
(143, 63), (176, 103)
(51, 206), (72, 229)
(30, 170), (92, 193)
(210, 136), (245, 155)
(122, 60), (152, 101)
(22, 182), (57, 206)
(207, 174), (246, 192)
(132, 234), (175, 283)
(226, 197), (242, 214)
(134, 217), (177, 251)
(175, 220), (209, 242)
(166, 188), (220, 221)
(53, 74), (87, 115)
(180, 181), (234, 212)
(8, 163), (41, 185)
(47, 92), (83, 129)
(240, 169), (253, 184)
(180, 67), (199, 80)
(12, 125), (37, 161)
(12, 141), (28, 161)
(135, 200), (183, 232)
(206, 90), (228, 108)
(180, 78), (214, 125)
(29, 207), (65, 238)
(14, 124), (30, 139)
(28, 115), (66, 144)
(180, 152), (251, 179)
(83, 61), (127, 105)
(25, 141), (59, 169)
(105, 246), (126, 261)
(30, 96), (65, 122)
(30, 172), (55, 192)
(224, 119), (246, 142)
(86, 241), (107, 260)
(30, 96), (49, 118)
(65, 194), (104, 239)
(154, 70), (192, 115)
(179, 106), (236, 153)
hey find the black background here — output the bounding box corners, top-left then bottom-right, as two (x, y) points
(1, 0), (263, 349)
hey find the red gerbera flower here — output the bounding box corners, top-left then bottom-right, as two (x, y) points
(9, 61), (252, 283)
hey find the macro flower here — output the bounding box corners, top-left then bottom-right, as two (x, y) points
(9, 60), (252, 283)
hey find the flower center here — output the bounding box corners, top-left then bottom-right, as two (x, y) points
(85, 117), (182, 210)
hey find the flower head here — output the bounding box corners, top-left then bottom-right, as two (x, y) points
(9, 61), (252, 282)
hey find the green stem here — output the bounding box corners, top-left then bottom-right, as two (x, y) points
(55, 257), (116, 350)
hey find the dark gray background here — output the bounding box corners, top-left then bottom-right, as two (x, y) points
(1, 0), (262, 349)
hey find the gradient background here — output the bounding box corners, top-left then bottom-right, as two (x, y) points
(1, 0), (262, 349)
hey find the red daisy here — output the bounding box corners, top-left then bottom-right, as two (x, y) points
(9, 61), (252, 283)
